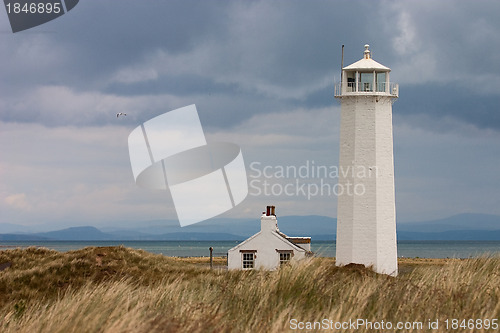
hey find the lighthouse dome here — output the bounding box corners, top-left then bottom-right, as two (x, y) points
(343, 44), (390, 72)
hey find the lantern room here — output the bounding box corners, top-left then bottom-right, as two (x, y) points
(335, 44), (399, 97)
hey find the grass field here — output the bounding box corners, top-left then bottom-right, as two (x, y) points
(0, 246), (498, 332)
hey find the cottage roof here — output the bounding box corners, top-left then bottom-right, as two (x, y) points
(228, 230), (308, 253)
(271, 232), (308, 253)
(276, 230), (311, 247)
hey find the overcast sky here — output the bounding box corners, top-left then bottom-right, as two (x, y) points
(1, 0), (499, 229)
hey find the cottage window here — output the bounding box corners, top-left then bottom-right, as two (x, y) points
(279, 252), (291, 265)
(242, 252), (254, 269)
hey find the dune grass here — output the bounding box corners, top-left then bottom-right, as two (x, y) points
(0, 246), (498, 332)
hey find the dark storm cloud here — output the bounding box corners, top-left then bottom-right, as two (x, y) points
(0, 0), (378, 127)
(0, 1), (225, 88)
(0, 0), (499, 131)
(387, 0), (500, 76)
(399, 83), (500, 131)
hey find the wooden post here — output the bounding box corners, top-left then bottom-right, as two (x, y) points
(209, 247), (213, 269)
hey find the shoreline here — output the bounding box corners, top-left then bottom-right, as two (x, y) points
(1, 240), (499, 260)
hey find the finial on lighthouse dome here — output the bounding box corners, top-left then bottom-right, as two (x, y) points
(364, 44), (371, 59)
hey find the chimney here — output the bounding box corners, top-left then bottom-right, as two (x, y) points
(261, 205), (278, 232)
(265, 205), (276, 216)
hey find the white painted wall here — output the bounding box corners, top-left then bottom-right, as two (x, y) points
(336, 94), (398, 276)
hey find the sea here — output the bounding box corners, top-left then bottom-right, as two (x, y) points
(1, 240), (499, 259)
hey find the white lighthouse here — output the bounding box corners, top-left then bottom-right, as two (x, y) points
(334, 44), (399, 276)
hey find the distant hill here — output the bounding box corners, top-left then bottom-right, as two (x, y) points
(152, 232), (245, 241)
(276, 215), (336, 236)
(398, 213), (500, 233)
(36, 226), (115, 241)
(1, 213), (500, 241)
(0, 225), (245, 241)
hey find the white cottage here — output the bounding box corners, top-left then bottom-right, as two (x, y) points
(227, 206), (312, 270)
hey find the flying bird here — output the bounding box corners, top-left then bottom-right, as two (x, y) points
(117, 112), (127, 118)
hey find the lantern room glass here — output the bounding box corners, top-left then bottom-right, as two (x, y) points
(359, 72), (373, 92)
(376, 72), (386, 92)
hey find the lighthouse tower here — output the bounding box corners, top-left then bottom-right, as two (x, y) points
(334, 45), (399, 276)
